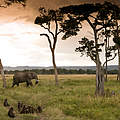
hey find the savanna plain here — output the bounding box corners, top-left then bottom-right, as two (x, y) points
(0, 74), (120, 120)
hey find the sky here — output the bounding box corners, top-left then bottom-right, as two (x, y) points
(0, 0), (119, 67)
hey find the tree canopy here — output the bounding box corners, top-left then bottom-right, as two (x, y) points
(59, 1), (120, 95)
(1, 0), (26, 7)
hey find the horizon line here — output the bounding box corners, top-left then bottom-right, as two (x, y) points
(3, 65), (118, 67)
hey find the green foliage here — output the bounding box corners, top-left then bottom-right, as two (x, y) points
(4, 68), (118, 74)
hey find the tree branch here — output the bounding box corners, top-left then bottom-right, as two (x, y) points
(57, 29), (64, 35)
(41, 24), (55, 39)
(89, 14), (96, 19)
(103, 53), (117, 67)
(89, 54), (96, 64)
(96, 26), (104, 32)
(53, 14), (58, 50)
(86, 17), (95, 29)
(40, 34), (53, 51)
(96, 18), (113, 32)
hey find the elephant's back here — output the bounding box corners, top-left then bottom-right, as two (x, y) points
(13, 72), (28, 80)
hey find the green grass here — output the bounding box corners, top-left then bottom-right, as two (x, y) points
(0, 74), (120, 120)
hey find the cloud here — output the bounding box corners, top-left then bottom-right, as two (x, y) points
(0, 0), (119, 23)
(27, 0), (119, 9)
(0, 33), (14, 37)
(0, 0), (119, 24)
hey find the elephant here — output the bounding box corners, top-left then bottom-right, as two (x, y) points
(12, 72), (39, 87)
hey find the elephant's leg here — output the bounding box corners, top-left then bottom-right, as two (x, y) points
(26, 81), (29, 87)
(12, 78), (16, 87)
(12, 83), (15, 87)
(29, 81), (33, 86)
(17, 83), (19, 86)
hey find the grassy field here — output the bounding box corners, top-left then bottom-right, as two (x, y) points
(0, 74), (120, 120)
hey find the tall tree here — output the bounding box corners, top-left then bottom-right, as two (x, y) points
(96, 2), (118, 81)
(113, 24), (120, 80)
(110, 5), (120, 81)
(0, 0), (26, 88)
(35, 8), (64, 85)
(99, 28), (111, 82)
(60, 2), (117, 96)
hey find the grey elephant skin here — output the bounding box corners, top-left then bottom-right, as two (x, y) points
(12, 72), (39, 87)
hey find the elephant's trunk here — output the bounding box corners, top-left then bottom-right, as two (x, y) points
(35, 79), (39, 84)
(35, 76), (39, 84)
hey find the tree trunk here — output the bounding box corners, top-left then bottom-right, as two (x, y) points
(105, 38), (108, 82)
(118, 47), (120, 81)
(105, 61), (108, 82)
(95, 62), (105, 96)
(86, 18), (105, 96)
(1, 69), (6, 88)
(51, 50), (58, 85)
(0, 59), (6, 88)
(94, 29), (104, 96)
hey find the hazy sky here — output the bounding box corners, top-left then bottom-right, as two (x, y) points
(0, 0), (119, 67)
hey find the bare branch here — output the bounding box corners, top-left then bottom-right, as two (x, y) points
(40, 34), (53, 51)
(89, 14), (96, 19)
(97, 18), (113, 32)
(57, 29), (64, 35)
(89, 54), (96, 64)
(103, 53), (117, 67)
(86, 17), (95, 29)
(40, 24), (55, 39)
(96, 26), (104, 32)
(53, 14), (58, 50)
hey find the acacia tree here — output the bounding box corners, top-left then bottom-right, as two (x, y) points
(96, 2), (118, 82)
(60, 2), (117, 96)
(0, 0), (26, 88)
(110, 5), (120, 81)
(113, 25), (120, 80)
(35, 8), (65, 85)
(0, 59), (6, 88)
(99, 28), (111, 82)
(96, 2), (120, 82)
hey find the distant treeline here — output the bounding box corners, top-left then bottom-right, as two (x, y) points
(4, 68), (118, 74)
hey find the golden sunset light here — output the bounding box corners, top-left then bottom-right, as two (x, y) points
(0, 23), (95, 66)
(0, 0), (119, 67)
